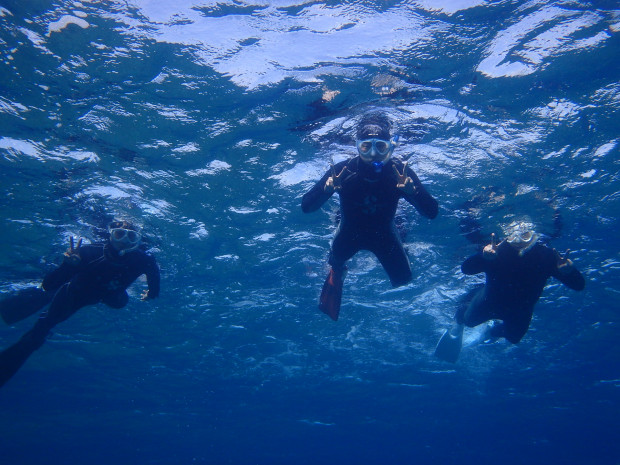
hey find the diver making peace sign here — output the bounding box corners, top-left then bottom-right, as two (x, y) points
(302, 112), (438, 320)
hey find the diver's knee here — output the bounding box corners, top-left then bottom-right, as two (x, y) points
(104, 291), (129, 309)
(501, 322), (528, 344)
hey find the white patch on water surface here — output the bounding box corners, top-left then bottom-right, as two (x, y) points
(0, 98), (29, 117)
(186, 160), (231, 176)
(140, 199), (174, 218)
(0, 137), (41, 160)
(529, 99), (580, 121)
(82, 185), (133, 199)
(172, 142), (200, 153)
(190, 223), (209, 240)
(478, 7), (608, 78)
(64, 150), (100, 162)
(254, 233), (275, 242)
(414, 0), (487, 15)
(19, 27), (51, 54)
(515, 184), (537, 195)
(120, 1), (437, 89)
(46, 15), (90, 36)
(229, 207), (260, 214)
(270, 161), (326, 186)
(593, 141), (617, 159)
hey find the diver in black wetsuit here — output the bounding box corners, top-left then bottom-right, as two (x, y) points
(0, 220), (160, 387)
(301, 112), (438, 320)
(435, 221), (585, 362)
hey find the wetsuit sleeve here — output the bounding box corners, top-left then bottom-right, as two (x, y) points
(552, 264), (585, 291)
(400, 164), (438, 219)
(41, 262), (77, 292)
(41, 245), (90, 292)
(144, 255), (161, 298)
(301, 162), (344, 213)
(461, 253), (486, 275)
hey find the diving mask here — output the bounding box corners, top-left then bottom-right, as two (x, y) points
(506, 223), (538, 256)
(109, 227), (141, 255)
(356, 138), (396, 172)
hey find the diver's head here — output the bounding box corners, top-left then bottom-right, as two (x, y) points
(356, 112), (397, 172)
(108, 220), (141, 256)
(505, 221), (538, 256)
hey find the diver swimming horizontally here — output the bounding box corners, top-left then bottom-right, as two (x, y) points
(0, 221), (160, 387)
(435, 221), (585, 363)
(301, 112), (438, 320)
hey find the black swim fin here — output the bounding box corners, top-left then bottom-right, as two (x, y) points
(434, 323), (464, 363)
(0, 287), (51, 325)
(319, 268), (345, 321)
(0, 329), (46, 387)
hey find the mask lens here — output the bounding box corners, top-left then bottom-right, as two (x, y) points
(111, 228), (140, 244)
(111, 228), (126, 240)
(374, 140), (390, 155)
(358, 141), (372, 154)
(357, 139), (392, 157)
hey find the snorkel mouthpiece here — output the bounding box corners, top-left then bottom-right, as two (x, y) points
(372, 161), (383, 173)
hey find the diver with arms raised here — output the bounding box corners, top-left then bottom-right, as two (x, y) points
(435, 221), (585, 362)
(302, 112), (438, 320)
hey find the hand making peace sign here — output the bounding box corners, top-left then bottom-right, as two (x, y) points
(392, 161), (417, 196)
(554, 248), (574, 274)
(324, 163), (348, 194)
(63, 236), (82, 265)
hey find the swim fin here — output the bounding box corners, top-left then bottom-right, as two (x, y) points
(0, 328), (46, 387)
(434, 323), (464, 363)
(0, 287), (51, 325)
(319, 268), (345, 321)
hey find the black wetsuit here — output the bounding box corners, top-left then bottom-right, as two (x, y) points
(457, 241), (585, 343)
(36, 243), (160, 334)
(0, 242), (160, 386)
(301, 157), (438, 286)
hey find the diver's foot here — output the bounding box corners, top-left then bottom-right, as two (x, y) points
(465, 321), (501, 347)
(319, 267), (345, 321)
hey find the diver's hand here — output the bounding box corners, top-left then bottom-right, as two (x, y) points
(141, 290), (153, 301)
(63, 236), (82, 265)
(392, 161), (417, 196)
(554, 249), (574, 274)
(324, 163), (347, 194)
(483, 234), (500, 260)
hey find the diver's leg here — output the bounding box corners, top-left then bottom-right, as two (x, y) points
(102, 290), (129, 309)
(319, 228), (357, 320)
(0, 282), (94, 387)
(435, 286), (486, 363)
(501, 308), (534, 344)
(461, 287), (494, 328)
(373, 227), (412, 288)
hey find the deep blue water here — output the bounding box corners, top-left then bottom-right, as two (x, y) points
(1, 1), (619, 464)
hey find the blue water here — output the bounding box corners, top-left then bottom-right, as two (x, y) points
(1, 1), (619, 464)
